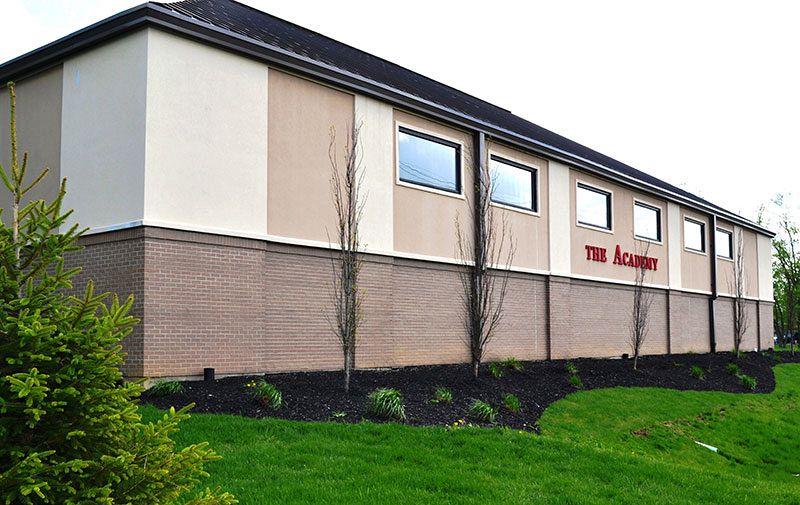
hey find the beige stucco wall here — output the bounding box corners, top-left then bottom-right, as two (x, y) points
(0, 66), (63, 223)
(144, 29), (268, 237)
(60, 29), (148, 231)
(680, 208), (711, 292)
(267, 69), (354, 243)
(569, 171), (669, 286)
(392, 110), (472, 260)
(487, 141), (549, 271)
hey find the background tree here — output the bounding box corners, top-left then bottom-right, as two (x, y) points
(328, 123), (365, 392)
(771, 199), (800, 355)
(729, 229), (750, 357)
(456, 139), (515, 379)
(629, 241), (653, 370)
(0, 82), (235, 505)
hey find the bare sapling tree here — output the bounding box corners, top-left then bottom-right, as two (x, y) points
(729, 229), (750, 358)
(328, 123), (365, 392)
(456, 142), (516, 379)
(629, 241), (653, 371)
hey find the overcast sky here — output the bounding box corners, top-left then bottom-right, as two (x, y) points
(1, 0), (798, 226)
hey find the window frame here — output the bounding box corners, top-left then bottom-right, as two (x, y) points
(716, 227), (734, 261)
(488, 154), (539, 214)
(633, 199), (663, 243)
(396, 124), (463, 196)
(575, 181), (614, 233)
(683, 217), (707, 254)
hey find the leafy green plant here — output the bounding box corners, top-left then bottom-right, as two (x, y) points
(503, 357), (524, 371)
(249, 380), (282, 409)
(502, 393), (522, 413)
(0, 83), (234, 504)
(431, 386), (453, 405)
(739, 374), (757, 391)
(726, 362), (740, 376)
(366, 388), (406, 421)
(569, 374), (584, 389)
(488, 362), (505, 379)
(331, 411), (347, 419)
(565, 362), (579, 375)
(467, 399), (498, 423)
(690, 365), (706, 381)
(148, 380), (185, 396)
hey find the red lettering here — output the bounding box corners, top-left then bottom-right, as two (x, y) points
(600, 248), (607, 263)
(652, 258), (658, 271)
(613, 245), (623, 265)
(586, 244), (593, 260)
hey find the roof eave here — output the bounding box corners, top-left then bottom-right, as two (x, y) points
(0, 3), (776, 238)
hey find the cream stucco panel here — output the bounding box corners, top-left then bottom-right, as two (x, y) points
(144, 29), (268, 237)
(354, 95), (393, 252)
(667, 202), (682, 289)
(61, 30), (148, 231)
(548, 160), (571, 275)
(757, 233), (774, 301)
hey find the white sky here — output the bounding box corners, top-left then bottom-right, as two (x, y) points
(1, 0), (798, 226)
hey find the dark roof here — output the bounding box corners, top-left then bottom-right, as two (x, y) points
(0, 0), (772, 236)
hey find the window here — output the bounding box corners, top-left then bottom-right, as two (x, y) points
(633, 201), (661, 242)
(489, 156), (537, 211)
(576, 183), (612, 230)
(716, 228), (733, 259)
(684, 218), (705, 252)
(398, 126), (461, 193)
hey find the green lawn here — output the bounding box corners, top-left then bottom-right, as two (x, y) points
(140, 365), (800, 504)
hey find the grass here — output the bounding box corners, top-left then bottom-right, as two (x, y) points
(140, 365), (800, 504)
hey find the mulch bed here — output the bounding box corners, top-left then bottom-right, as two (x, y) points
(142, 351), (800, 431)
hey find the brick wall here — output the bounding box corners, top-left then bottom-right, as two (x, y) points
(549, 277), (668, 360)
(70, 229), (145, 377)
(668, 291), (711, 354)
(69, 226), (769, 378)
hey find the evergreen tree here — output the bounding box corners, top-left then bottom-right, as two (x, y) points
(0, 82), (236, 504)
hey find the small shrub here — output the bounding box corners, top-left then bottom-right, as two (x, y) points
(502, 393), (522, 413)
(726, 362), (740, 376)
(739, 374), (757, 391)
(251, 380), (282, 409)
(503, 357), (524, 371)
(565, 361), (579, 375)
(431, 386), (453, 405)
(690, 365), (706, 381)
(467, 399), (498, 423)
(366, 388), (406, 420)
(148, 380), (184, 396)
(488, 362), (505, 379)
(568, 374), (584, 389)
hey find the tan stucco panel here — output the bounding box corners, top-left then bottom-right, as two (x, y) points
(680, 209), (711, 292)
(392, 110), (472, 260)
(0, 66), (63, 223)
(716, 221), (759, 298)
(268, 70), (354, 242)
(569, 171), (669, 286)
(487, 142), (549, 271)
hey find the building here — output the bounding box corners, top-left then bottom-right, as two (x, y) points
(0, 0), (774, 379)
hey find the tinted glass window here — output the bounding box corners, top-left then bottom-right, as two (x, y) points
(716, 229), (733, 259)
(577, 184), (611, 230)
(489, 156), (535, 210)
(634, 202), (661, 241)
(684, 218), (705, 252)
(398, 127), (460, 193)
